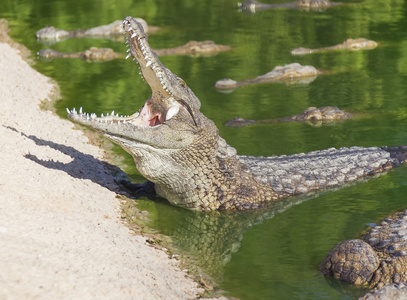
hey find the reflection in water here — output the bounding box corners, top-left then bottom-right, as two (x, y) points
(154, 189), (341, 281)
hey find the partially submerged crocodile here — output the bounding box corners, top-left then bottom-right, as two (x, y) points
(67, 17), (407, 211)
(291, 38), (378, 55)
(153, 40), (231, 57)
(225, 106), (352, 127)
(238, 0), (341, 13)
(38, 47), (122, 62)
(36, 18), (159, 45)
(38, 41), (231, 62)
(321, 209), (407, 293)
(215, 63), (320, 90)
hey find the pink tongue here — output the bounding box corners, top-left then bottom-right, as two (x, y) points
(148, 116), (161, 126)
(139, 100), (163, 127)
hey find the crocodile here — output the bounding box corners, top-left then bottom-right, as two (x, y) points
(153, 40), (231, 57)
(38, 47), (122, 62)
(215, 63), (320, 91)
(238, 0), (341, 13)
(320, 209), (407, 296)
(67, 16), (407, 211)
(225, 106), (352, 127)
(36, 18), (159, 45)
(291, 38), (378, 55)
(38, 41), (231, 62)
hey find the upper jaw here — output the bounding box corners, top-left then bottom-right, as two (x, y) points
(122, 17), (171, 99)
(122, 16), (201, 111)
(67, 16), (202, 139)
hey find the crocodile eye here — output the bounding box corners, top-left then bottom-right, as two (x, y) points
(177, 78), (186, 87)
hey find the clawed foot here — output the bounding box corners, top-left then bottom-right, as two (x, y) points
(119, 180), (156, 198)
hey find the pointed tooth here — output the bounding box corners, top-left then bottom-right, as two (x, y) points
(66, 108), (70, 114)
(131, 32), (137, 38)
(144, 55), (148, 60)
(126, 48), (130, 53)
(126, 53), (131, 59)
(127, 27), (132, 32)
(111, 110), (115, 115)
(101, 113), (104, 117)
(116, 113), (119, 117)
(79, 107), (83, 114)
(146, 61), (152, 67)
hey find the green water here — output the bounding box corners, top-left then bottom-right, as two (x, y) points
(3, 0), (407, 298)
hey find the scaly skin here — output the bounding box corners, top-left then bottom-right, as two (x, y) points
(153, 40), (231, 57)
(67, 17), (407, 211)
(38, 41), (231, 62)
(291, 38), (378, 55)
(238, 0), (341, 13)
(38, 47), (122, 62)
(225, 106), (352, 127)
(215, 63), (320, 90)
(36, 18), (159, 44)
(321, 210), (407, 293)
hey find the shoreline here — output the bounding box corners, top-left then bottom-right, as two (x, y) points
(0, 18), (204, 299)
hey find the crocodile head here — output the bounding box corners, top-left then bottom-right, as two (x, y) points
(343, 38), (378, 51)
(67, 16), (220, 209)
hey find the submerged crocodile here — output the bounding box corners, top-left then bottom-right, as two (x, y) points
(291, 38), (378, 55)
(238, 0), (341, 13)
(320, 209), (407, 296)
(38, 47), (122, 62)
(38, 41), (231, 62)
(215, 63), (320, 90)
(36, 18), (159, 44)
(153, 40), (231, 57)
(67, 17), (407, 211)
(225, 106), (352, 127)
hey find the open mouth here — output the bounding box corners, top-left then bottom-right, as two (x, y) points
(66, 98), (181, 128)
(67, 16), (185, 128)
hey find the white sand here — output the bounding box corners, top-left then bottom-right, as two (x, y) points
(0, 20), (203, 300)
